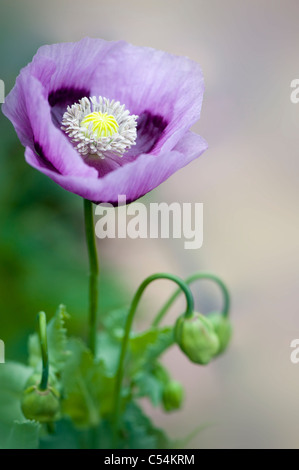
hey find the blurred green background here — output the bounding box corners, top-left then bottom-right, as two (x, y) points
(1, 0), (299, 449)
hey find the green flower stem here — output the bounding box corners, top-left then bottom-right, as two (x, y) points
(152, 272), (230, 328)
(37, 311), (49, 391)
(84, 199), (99, 356)
(112, 273), (194, 445)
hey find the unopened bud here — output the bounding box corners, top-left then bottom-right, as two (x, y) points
(175, 312), (219, 365)
(21, 374), (60, 423)
(162, 380), (184, 412)
(208, 312), (232, 355)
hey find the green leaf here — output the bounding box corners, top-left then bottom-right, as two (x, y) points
(28, 304), (70, 374)
(98, 311), (174, 377)
(61, 339), (115, 428)
(133, 362), (169, 406)
(128, 326), (174, 373)
(96, 331), (121, 376)
(0, 362), (33, 423)
(101, 308), (128, 333)
(47, 305), (70, 370)
(96, 309), (128, 376)
(0, 362), (39, 449)
(133, 369), (164, 406)
(129, 329), (161, 356)
(128, 328), (174, 407)
(95, 325), (174, 407)
(142, 327), (175, 363)
(0, 420), (40, 449)
(120, 402), (170, 449)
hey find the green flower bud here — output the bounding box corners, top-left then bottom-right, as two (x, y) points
(162, 380), (184, 412)
(175, 312), (220, 365)
(21, 374), (60, 423)
(208, 312), (232, 355)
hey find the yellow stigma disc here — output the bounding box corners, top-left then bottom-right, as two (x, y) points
(80, 111), (119, 138)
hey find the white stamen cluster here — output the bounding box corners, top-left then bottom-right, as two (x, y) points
(61, 96), (138, 159)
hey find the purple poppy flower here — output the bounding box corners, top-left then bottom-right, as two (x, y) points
(2, 37), (207, 204)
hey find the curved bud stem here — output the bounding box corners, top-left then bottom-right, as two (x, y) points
(152, 272), (230, 328)
(112, 273), (194, 446)
(37, 311), (49, 391)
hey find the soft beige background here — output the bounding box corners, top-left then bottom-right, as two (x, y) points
(2, 0), (299, 449)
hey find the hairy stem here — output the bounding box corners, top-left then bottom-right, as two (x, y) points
(84, 199), (99, 356)
(37, 311), (49, 391)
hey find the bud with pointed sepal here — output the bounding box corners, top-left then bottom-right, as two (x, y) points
(21, 373), (60, 423)
(175, 312), (220, 365)
(162, 380), (184, 412)
(208, 312), (232, 355)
